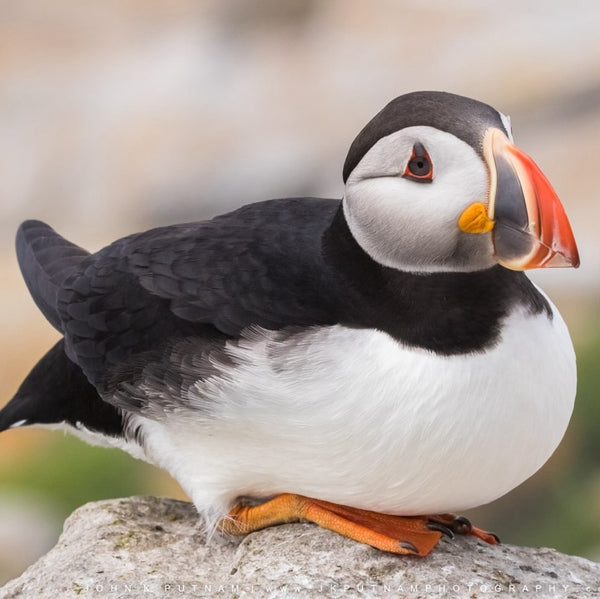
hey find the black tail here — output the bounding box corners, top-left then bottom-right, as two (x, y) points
(16, 220), (89, 332)
(0, 340), (123, 436)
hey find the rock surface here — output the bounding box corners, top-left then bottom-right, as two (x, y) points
(0, 496), (598, 598)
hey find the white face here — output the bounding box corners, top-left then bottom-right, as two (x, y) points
(343, 126), (496, 273)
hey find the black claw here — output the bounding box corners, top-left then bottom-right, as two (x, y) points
(490, 532), (501, 544)
(427, 521), (455, 539)
(398, 541), (419, 554)
(452, 516), (472, 536)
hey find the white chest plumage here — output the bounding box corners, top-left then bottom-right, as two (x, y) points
(134, 296), (575, 524)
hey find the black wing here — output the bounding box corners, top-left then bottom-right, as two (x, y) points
(20, 198), (342, 405)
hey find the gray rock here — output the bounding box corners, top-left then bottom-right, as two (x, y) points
(0, 496), (598, 599)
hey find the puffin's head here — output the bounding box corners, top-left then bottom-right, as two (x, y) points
(342, 91), (579, 273)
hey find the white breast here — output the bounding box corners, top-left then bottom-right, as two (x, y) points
(137, 298), (576, 523)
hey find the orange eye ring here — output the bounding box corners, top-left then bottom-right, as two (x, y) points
(403, 143), (433, 182)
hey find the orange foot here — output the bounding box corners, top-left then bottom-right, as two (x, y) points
(429, 513), (501, 546)
(219, 493), (500, 557)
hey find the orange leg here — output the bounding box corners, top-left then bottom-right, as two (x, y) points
(220, 493), (447, 556)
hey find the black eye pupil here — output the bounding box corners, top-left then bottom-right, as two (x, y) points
(409, 157), (430, 176)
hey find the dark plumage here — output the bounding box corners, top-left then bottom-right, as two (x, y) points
(6, 197), (548, 426)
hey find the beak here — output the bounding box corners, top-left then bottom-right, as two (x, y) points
(484, 128), (580, 270)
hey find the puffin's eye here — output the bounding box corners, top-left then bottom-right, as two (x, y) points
(403, 143), (433, 182)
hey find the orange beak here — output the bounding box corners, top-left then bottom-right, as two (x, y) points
(484, 128), (580, 270)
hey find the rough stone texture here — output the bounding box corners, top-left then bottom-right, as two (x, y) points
(0, 497), (598, 599)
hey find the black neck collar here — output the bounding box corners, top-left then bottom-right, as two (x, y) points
(322, 206), (551, 355)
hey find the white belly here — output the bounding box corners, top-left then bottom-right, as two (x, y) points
(138, 301), (576, 521)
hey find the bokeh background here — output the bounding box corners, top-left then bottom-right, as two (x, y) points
(1, 0), (599, 584)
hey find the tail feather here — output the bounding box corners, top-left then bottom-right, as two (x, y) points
(0, 397), (31, 432)
(0, 340), (123, 436)
(16, 220), (89, 332)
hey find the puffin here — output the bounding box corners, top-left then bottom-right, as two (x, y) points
(0, 91), (580, 556)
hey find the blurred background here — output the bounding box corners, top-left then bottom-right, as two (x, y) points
(0, 0), (599, 584)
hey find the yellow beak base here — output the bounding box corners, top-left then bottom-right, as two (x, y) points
(458, 202), (495, 234)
